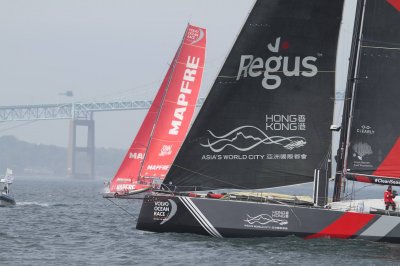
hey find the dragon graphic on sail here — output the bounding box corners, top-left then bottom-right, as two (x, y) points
(201, 125), (306, 152)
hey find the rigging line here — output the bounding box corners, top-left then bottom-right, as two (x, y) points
(105, 197), (137, 218)
(172, 164), (250, 190)
(361, 45), (400, 51)
(342, 180), (357, 200)
(343, 182), (375, 199)
(318, 149), (331, 169)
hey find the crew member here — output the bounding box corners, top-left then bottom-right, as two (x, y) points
(384, 185), (396, 211)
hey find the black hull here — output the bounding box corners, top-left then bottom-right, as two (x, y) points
(137, 194), (400, 243)
(0, 194), (16, 207)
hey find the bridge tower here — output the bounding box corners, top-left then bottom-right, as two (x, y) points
(67, 116), (95, 179)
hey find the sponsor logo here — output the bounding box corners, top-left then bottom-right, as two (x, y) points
(244, 211), (289, 230)
(352, 142), (373, 168)
(116, 178), (131, 182)
(169, 56), (200, 136)
(129, 152), (144, 160)
(375, 178), (400, 186)
(116, 184), (135, 191)
(352, 142), (373, 161)
(146, 165), (169, 171)
(153, 200), (177, 224)
(186, 27), (205, 45)
(356, 125), (375, 135)
(200, 125), (306, 152)
(159, 145), (173, 157)
(201, 154), (307, 160)
(236, 37), (318, 90)
(266, 114), (306, 131)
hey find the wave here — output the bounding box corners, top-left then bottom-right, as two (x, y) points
(17, 201), (50, 207)
(200, 125), (306, 152)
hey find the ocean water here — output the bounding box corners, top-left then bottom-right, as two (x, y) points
(1, 177), (400, 266)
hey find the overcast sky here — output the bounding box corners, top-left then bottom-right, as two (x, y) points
(0, 0), (254, 148)
(0, 0), (356, 149)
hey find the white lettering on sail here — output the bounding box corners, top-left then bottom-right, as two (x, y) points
(169, 56), (200, 135)
(266, 115), (306, 131)
(129, 152), (144, 159)
(116, 184), (135, 191)
(236, 37), (318, 90)
(147, 165), (170, 171)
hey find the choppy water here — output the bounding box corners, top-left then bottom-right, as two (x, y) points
(1, 177), (400, 265)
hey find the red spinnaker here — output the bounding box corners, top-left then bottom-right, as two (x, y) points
(109, 24), (206, 193)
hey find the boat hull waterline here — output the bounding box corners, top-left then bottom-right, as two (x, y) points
(137, 194), (400, 243)
(0, 194), (16, 207)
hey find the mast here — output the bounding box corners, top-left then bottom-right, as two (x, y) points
(136, 25), (189, 183)
(333, 0), (366, 201)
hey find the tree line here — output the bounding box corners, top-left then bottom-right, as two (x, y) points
(0, 135), (125, 178)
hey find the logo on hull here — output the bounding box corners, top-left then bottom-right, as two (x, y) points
(244, 211), (289, 230)
(153, 199), (177, 224)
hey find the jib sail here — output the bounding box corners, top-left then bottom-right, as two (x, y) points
(109, 24), (206, 193)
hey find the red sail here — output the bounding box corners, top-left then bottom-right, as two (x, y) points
(109, 24), (206, 193)
(140, 25), (206, 179)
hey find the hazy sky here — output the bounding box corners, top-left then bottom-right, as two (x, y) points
(0, 0), (254, 148)
(0, 0), (356, 150)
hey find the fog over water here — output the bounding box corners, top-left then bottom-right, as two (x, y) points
(0, 0), (254, 149)
(0, 0), (357, 152)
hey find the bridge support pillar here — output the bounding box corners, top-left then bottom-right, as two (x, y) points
(67, 119), (95, 179)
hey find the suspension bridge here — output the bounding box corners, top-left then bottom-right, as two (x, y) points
(0, 98), (205, 178)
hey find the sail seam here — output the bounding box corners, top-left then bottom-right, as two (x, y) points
(182, 43), (206, 49)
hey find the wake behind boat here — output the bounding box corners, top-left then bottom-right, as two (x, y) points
(0, 168), (16, 207)
(103, 24), (207, 198)
(136, 0), (400, 244)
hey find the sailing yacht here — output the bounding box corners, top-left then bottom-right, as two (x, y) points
(104, 24), (206, 197)
(0, 168), (16, 207)
(136, 0), (400, 243)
